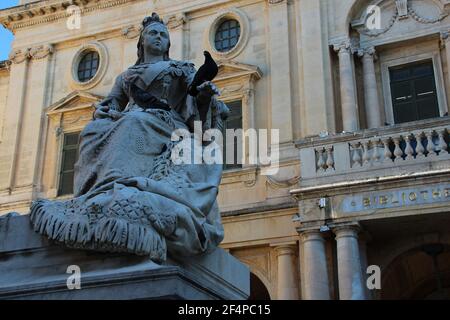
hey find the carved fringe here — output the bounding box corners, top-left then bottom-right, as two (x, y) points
(30, 200), (166, 262)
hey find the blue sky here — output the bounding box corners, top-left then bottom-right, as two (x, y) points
(0, 0), (19, 61)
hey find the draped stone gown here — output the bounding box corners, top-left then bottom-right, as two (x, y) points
(30, 60), (229, 262)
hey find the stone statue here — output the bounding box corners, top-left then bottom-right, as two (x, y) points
(30, 13), (229, 263)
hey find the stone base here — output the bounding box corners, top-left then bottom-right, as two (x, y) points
(0, 215), (249, 300)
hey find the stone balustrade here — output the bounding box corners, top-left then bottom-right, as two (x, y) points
(349, 127), (448, 167)
(297, 118), (450, 187)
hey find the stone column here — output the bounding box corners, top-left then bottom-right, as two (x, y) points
(441, 31), (450, 112)
(299, 230), (331, 299)
(267, 0), (293, 143)
(1, 48), (30, 192)
(333, 224), (366, 300)
(166, 13), (186, 61)
(334, 41), (359, 132)
(273, 243), (299, 300)
(358, 47), (382, 129)
(359, 235), (371, 299)
(29, 45), (55, 197)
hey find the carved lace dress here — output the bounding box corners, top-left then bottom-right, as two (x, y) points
(30, 60), (229, 262)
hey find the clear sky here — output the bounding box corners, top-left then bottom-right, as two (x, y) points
(0, 0), (19, 61)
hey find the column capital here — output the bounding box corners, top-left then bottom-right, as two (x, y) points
(121, 24), (142, 39)
(333, 39), (356, 55)
(331, 222), (362, 239)
(357, 46), (377, 59)
(8, 48), (30, 64)
(440, 31), (450, 48)
(272, 243), (297, 257)
(298, 228), (327, 243)
(166, 13), (186, 30)
(29, 44), (54, 60)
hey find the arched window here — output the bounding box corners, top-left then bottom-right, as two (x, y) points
(77, 51), (100, 82)
(214, 19), (241, 52)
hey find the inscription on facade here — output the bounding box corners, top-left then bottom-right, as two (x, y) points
(341, 184), (450, 213)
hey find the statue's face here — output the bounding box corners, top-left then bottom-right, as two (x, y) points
(142, 23), (170, 56)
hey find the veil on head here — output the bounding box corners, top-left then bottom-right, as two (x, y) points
(135, 12), (171, 65)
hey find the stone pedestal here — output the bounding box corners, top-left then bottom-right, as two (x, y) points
(0, 215), (250, 300)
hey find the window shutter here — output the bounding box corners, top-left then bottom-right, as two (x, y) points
(58, 132), (80, 196)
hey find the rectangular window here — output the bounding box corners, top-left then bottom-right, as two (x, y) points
(58, 132), (80, 196)
(389, 60), (440, 124)
(222, 100), (243, 170)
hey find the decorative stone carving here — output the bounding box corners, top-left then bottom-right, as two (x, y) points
(121, 24), (142, 39)
(8, 48), (30, 64)
(352, 0), (449, 38)
(221, 84), (244, 96)
(441, 31), (450, 48)
(266, 175), (300, 189)
(357, 46), (377, 60)
(165, 13), (186, 30)
(0, 0), (135, 31)
(333, 39), (353, 54)
(396, 0), (409, 19)
(29, 44), (54, 60)
(0, 60), (12, 70)
(408, 5), (448, 24)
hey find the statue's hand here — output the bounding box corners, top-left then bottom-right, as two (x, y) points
(196, 81), (220, 104)
(93, 105), (112, 120)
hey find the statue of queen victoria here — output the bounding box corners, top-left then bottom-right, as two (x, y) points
(30, 13), (229, 263)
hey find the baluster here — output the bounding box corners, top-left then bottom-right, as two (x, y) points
(372, 139), (381, 164)
(426, 131), (436, 156)
(326, 146), (335, 170)
(437, 129), (448, 155)
(415, 132), (425, 158)
(404, 134), (414, 160)
(362, 140), (370, 165)
(382, 137), (392, 162)
(316, 148), (326, 172)
(393, 137), (403, 161)
(351, 142), (362, 167)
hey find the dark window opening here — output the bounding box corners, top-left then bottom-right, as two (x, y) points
(248, 273), (271, 300)
(58, 132), (80, 196)
(214, 19), (241, 52)
(390, 60), (440, 124)
(223, 100), (243, 170)
(77, 51), (100, 82)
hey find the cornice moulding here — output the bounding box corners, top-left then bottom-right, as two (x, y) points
(0, 0), (137, 32)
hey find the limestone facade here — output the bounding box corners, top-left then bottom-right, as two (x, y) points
(0, 0), (449, 299)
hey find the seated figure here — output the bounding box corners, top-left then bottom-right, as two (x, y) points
(30, 13), (229, 263)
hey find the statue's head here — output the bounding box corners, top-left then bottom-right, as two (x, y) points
(136, 13), (171, 65)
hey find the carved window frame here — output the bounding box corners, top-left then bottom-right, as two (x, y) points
(69, 41), (108, 90)
(44, 94), (99, 199)
(213, 64), (262, 174)
(204, 8), (250, 60)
